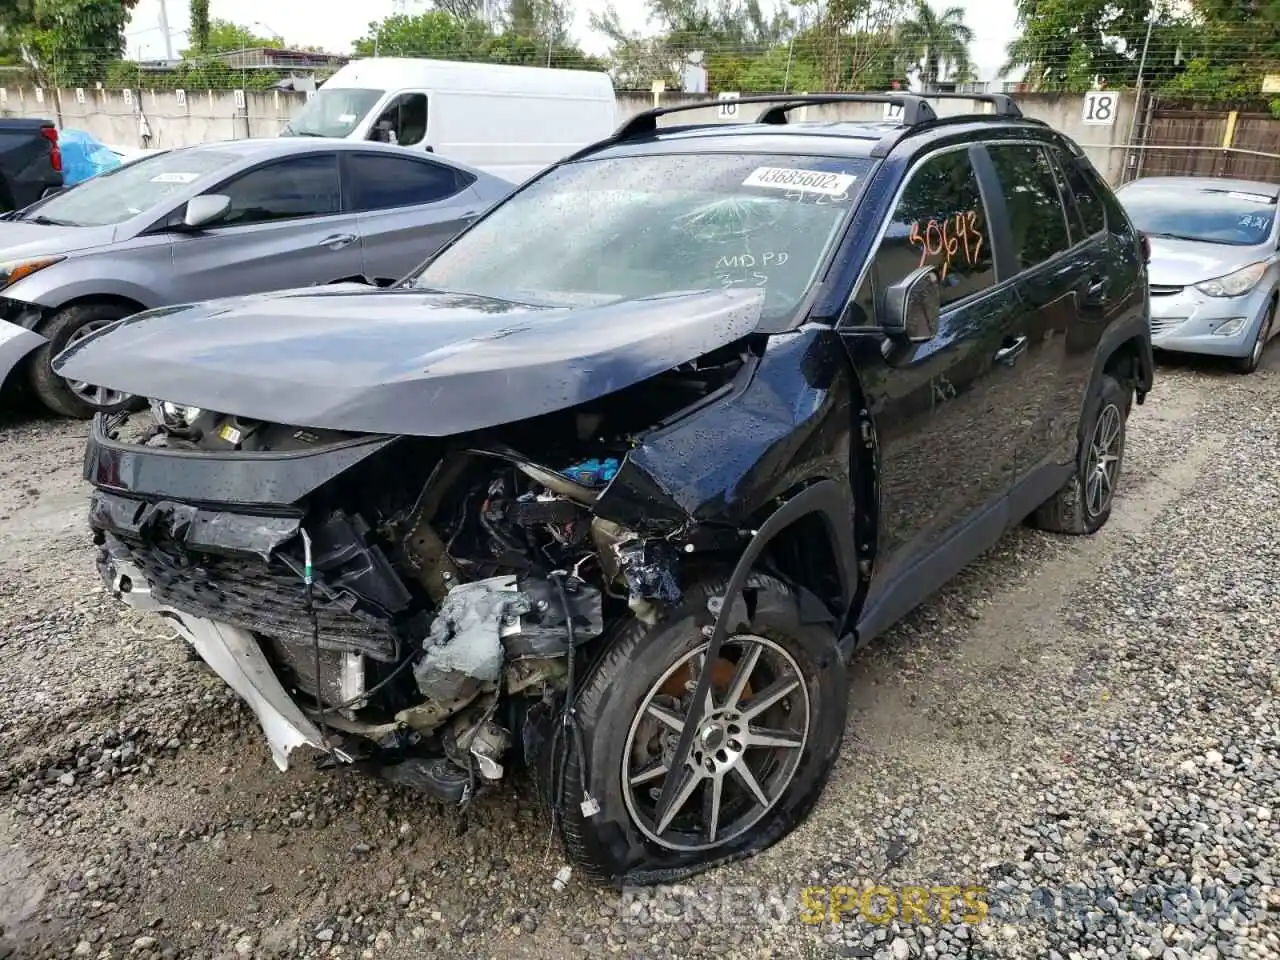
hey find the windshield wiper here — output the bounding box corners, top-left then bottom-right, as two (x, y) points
(1144, 231), (1203, 242)
(21, 214), (75, 226)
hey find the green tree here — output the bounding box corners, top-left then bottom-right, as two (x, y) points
(897, 0), (972, 89)
(1001, 0), (1181, 92)
(1158, 0), (1280, 100)
(200, 18), (283, 53)
(188, 0), (209, 53)
(11, 0), (138, 86)
(355, 11), (501, 58)
(788, 0), (905, 91)
(355, 9), (605, 70)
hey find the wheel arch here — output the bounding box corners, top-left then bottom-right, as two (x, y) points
(37, 293), (149, 330)
(729, 478), (860, 659)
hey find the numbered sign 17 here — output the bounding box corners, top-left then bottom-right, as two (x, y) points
(884, 101), (904, 122)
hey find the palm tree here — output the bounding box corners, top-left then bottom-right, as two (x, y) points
(897, 0), (975, 91)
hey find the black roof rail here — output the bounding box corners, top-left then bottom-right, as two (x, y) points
(570, 90), (1040, 165)
(909, 91), (1023, 117)
(869, 111), (1049, 157)
(608, 93), (940, 142)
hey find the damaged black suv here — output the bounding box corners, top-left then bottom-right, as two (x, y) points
(56, 93), (1154, 887)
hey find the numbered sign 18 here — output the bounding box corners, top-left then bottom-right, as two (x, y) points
(1082, 91), (1117, 125)
(884, 101), (904, 122)
(717, 91), (740, 120)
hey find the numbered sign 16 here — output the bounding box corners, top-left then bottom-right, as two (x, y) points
(1082, 91), (1117, 125)
(717, 91), (740, 120)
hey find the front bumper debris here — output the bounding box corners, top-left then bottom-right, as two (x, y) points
(104, 555), (333, 770)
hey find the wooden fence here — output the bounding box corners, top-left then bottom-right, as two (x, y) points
(1127, 98), (1280, 183)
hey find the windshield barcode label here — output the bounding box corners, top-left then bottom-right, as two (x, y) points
(742, 167), (856, 197)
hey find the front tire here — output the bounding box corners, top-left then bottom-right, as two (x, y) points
(29, 303), (136, 418)
(1031, 372), (1129, 535)
(1231, 299), (1275, 375)
(543, 574), (847, 887)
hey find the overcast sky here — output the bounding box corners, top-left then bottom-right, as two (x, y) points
(125, 0), (1019, 81)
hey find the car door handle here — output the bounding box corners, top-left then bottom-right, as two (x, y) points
(318, 233), (356, 249)
(1083, 277), (1108, 304)
(994, 336), (1028, 366)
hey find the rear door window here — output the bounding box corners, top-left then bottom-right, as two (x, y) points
(986, 143), (1073, 270)
(344, 153), (471, 211)
(871, 147), (996, 308)
(1053, 147), (1106, 237)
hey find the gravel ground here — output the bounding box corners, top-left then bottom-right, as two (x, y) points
(0, 350), (1277, 960)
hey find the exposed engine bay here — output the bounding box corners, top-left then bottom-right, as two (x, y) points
(89, 339), (755, 806)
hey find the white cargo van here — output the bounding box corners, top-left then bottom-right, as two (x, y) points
(281, 58), (617, 182)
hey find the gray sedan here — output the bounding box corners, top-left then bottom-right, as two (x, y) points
(0, 137), (512, 417)
(1115, 176), (1280, 374)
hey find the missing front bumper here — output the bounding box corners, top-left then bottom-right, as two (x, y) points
(105, 556), (334, 770)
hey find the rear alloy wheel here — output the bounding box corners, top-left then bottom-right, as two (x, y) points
(1232, 299), (1276, 375)
(29, 303), (137, 418)
(541, 575), (847, 886)
(1031, 372), (1129, 536)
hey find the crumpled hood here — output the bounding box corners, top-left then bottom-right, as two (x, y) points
(53, 285), (767, 436)
(0, 221), (117, 260)
(1146, 236), (1268, 287)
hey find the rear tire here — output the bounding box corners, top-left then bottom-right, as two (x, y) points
(538, 574), (847, 887)
(29, 303), (137, 418)
(1031, 372), (1129, 536)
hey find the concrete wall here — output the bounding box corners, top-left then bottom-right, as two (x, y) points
(0, 85), (300, 149)
(0, 82), (1135, 183)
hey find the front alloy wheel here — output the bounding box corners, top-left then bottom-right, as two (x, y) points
(622, 634), (810, 851)
(539, 574), (847, 887)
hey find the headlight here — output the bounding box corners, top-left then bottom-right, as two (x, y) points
(1194, 262), (1268, 298)
(0, 256), (65, 289)
(149, 399), (201, 426)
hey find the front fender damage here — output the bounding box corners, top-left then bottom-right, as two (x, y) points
(82, 324), (854, 825)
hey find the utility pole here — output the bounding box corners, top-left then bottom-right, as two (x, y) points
(1122, 0), (1157, 182)
(157, 0), (174, 60)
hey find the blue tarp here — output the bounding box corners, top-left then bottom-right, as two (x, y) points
(59, 129), (122, 185)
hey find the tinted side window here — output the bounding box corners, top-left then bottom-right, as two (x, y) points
(1053, 147), (1106, 237)
(872, 149), (995, 308)
(347, 154), (468, 212)
(217, 154), (341, 226)
(987, 143), (1072, 269)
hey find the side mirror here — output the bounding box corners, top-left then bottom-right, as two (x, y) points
(881, 265), (941, 343)
(183, 193), (230, 229)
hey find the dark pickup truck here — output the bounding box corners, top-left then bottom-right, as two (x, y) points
(0, 117), (63, 212)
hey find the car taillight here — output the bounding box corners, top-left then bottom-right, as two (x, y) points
(1138, 231), (1151, 264)
(40, 125), (61, 173)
